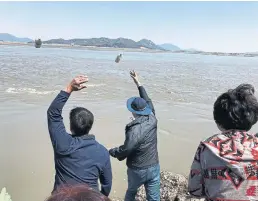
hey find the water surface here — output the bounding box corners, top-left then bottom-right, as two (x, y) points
(1, 45), (258, 201)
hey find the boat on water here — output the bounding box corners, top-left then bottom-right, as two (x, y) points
(35, 39), (42, 48)
(115, 54), (122, 63)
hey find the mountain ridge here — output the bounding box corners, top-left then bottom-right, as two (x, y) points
(2, 33), (257, 54)
(43, 37), (166, 50)
(0, 33), (182, 51)
(0, 33), (33, 43)
(159, 43), (181, 51)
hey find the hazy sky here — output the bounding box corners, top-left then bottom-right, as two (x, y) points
(0, 1), (257, 52)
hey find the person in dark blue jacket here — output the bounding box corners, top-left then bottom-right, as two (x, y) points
(47, 75), (112, 197)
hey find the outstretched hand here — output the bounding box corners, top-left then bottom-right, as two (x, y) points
(65, 75), (88, 93)
(130, 70), (141, 87)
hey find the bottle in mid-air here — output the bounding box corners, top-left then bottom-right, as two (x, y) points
(115, 54), (122, 63)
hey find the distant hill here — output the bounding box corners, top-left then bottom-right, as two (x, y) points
(159, 43), (181, 51)
(44, 37), (165, 50)
(0, 33), (33, 43)
(137, 39), (162, 49)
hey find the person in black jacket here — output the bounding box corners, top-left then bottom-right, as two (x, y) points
(47, 75), (112, 197)
(109, 71), (160, 201)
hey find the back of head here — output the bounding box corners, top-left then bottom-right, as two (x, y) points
(213, 84), (258, 131)
(47, 185), (111, 201)
(70, 107), (94, 136)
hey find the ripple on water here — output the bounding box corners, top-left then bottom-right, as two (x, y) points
(5, 87), (58, 95)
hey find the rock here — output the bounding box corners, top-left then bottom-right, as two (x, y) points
(113, 171), (204, 201)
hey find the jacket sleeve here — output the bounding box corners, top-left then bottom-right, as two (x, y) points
(100, 156), (112, 196)
(188, 143), (205, 198)
(138, 86), (155, 115)
(47, 90), (74, 154)
(110, 125), (140, 160)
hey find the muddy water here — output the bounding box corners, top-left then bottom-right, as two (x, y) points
(1, 45), (258, 201)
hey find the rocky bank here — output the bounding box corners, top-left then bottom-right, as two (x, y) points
(113, 171), (205, 201)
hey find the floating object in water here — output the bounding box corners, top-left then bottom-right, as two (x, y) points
(35, 39), (42, 48)
(115, 54), (122, 63)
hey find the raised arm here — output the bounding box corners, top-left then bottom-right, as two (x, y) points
(130, 70), (155, 115)
(47, 90), (73, 154)
(47, 75), (88, 154)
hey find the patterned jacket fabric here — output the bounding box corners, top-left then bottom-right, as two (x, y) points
(188, 130), (258, 201)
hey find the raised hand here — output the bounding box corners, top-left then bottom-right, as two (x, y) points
(65, 75), (88, 93)
(130, 70), (141, 87)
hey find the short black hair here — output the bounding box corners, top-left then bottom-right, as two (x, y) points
(70, 107), (94, 136)
(213, 84), (258, 131)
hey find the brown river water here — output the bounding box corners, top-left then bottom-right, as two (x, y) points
(1, 45), (258, 201)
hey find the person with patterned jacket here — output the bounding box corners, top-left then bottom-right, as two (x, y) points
(188, 84), (258, 201)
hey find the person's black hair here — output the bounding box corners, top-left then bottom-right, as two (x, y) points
(213, 84), (258, 131)
(70, 107), (94, 136)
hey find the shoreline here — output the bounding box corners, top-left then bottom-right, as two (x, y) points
(0, 42), (166, 54)
(2, 170), (204, 201)
(173, 50), (258, 58)
(112, 170), (204, 201)
(1, 41), (258, 57)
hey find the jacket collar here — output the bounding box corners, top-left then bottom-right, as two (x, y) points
(127, 115), (147, 128)
(73, 134), (95, 140)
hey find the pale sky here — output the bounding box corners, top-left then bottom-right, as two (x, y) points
(0, 1), (258, 53)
